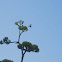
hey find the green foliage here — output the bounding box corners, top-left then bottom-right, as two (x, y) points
(17, 44), (23, 49)
(0, 40), (3, 44)
(22, 41), (32, 48)
(18, 26), (28, 31)
(17, 41), (39, 52)
(1, 59), (13, 62)
(0, 37), (13, 45)
(32, 45), (39, 52)
(3, 37), (8, 42)
(15, 20), (28, 32)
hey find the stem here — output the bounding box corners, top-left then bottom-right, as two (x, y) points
(18, 30), (24, 43)
(21, 50), (26, 62)
(21, 53), (24, 62)
(18, 30), (21, 42)
(18, 24), (24, 43)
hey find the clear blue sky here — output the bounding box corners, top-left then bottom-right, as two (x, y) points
(0, 0), (62, 62)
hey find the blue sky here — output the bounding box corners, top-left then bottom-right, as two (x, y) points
(0, 0), (62, 62)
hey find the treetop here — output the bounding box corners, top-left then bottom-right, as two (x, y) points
(17, 41), (39, 52)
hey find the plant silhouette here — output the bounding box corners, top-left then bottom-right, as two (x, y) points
(0, 59), (13, 62)
(0, 20), (39, 62)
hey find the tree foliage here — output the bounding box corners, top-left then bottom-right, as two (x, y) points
(0, 59), (13, 62)
(0, 37), (14, 45)
(18, 41), (39, 52)
(15, 20), (28, 31)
